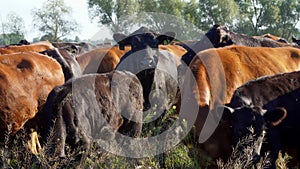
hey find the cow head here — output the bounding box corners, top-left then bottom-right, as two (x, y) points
(221, 105), (287, 162)
(205, 24), (231, 47)
(113, 27), (177, 111)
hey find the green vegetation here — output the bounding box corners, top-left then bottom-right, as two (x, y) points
(0, 107), (296, 169)
(31, 0), (80, 42)
(88, 0), (300, 40)
(0, 12), (26, 45)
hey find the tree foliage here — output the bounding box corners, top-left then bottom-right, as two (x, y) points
(88, 0), (139, 33)
(234, 0), (300, 38)
(31, 0), (79, 41)
(88, 0), (300, 40)
(198, 0), (239, 30)
(0, 12), (26, 45)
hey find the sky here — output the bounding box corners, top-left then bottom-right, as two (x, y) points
(0, 0), (112, 41)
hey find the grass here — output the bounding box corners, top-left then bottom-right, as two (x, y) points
(0, 106), (295, 169)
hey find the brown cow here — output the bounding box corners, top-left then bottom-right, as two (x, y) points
(253, 33), (288, 43)
(179, 45), (300, 168)
(76, 46), (131, 74)
(0, 41), (55, 54)
(0, 52), (64, 138)
(76, 45), (186, 74)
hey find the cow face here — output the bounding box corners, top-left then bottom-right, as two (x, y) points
(226, 106), (287, 142)
(113, 27), (176, 72)
(113, 27), (176, 110)
(223, 106), (287, 163)
(205, 24), (231, 47)
(227, 107), (265, 143)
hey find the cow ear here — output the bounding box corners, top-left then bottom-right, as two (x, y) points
(157, 31), (176, 45)
(113, 33), (130, 50)
(264, 107), (287, 126)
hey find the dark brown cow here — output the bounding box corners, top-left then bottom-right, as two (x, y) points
(179, 45), (300, 168)
(0, 52), (64, 141)
(222, 70), (300, 169)
(181, 25), (298, 65)
(0, 41), (55, 54)
(41, 48), (82, 81)
(28, 70), (143, 159)
(52, 42), (96, 56)
(253, 33), (288, 43)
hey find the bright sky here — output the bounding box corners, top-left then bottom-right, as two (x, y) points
(0, 0), (112, 41)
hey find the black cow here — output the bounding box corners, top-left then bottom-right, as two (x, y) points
(41, 48), (82, 81)
(292, 35), (300, 45)
(113, 27), (179, 122)
(181, 24), (296, 65)
(28, 70), (143, 159)
(221, 71), (300, 169)
(52, 42), (96, 56)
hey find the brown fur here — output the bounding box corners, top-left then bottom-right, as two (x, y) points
(76, 46), (131, 74)
(0, 52), (64, 136)
(0, 41), (55, 54)
(180, 45), (300, 167)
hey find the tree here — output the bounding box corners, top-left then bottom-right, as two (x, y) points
(233, 0), (300, 39)
(276, 0), (300, 39)
(0, 12), (26, 45)
(198, 0), (239, 31)
(32, 0), (80, 41)
(88, 0), (139, 33)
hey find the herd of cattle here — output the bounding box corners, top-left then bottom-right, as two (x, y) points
(1, 25), (300, 168)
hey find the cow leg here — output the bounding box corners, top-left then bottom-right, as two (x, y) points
(51, 109), (67, 158)
(263, 128), (281, 169)
(27, 131), (42, 155)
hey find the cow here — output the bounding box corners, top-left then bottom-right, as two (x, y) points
(292, 35), (300, 45)
(0, 41), (55, 54)
(52, 41), (96, 56)
(181, 24), (297, 65)
(113, 26), (180, 124)
(179, 45), (300, 168)
(221, 70), (300, 169)
(76, 46), (131, 74)
(253, 33), (288, 43)
(27, 70), (143, 160)
(0, 52), (65, 141)
(40, 48), (82, 81)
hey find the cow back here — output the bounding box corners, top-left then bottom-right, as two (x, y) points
(0, 52), (64, 136)
(0, 41), (55, 54)
(76, 46), (131, 74)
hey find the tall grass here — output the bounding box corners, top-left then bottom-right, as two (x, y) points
(0, 107), (294, 169)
